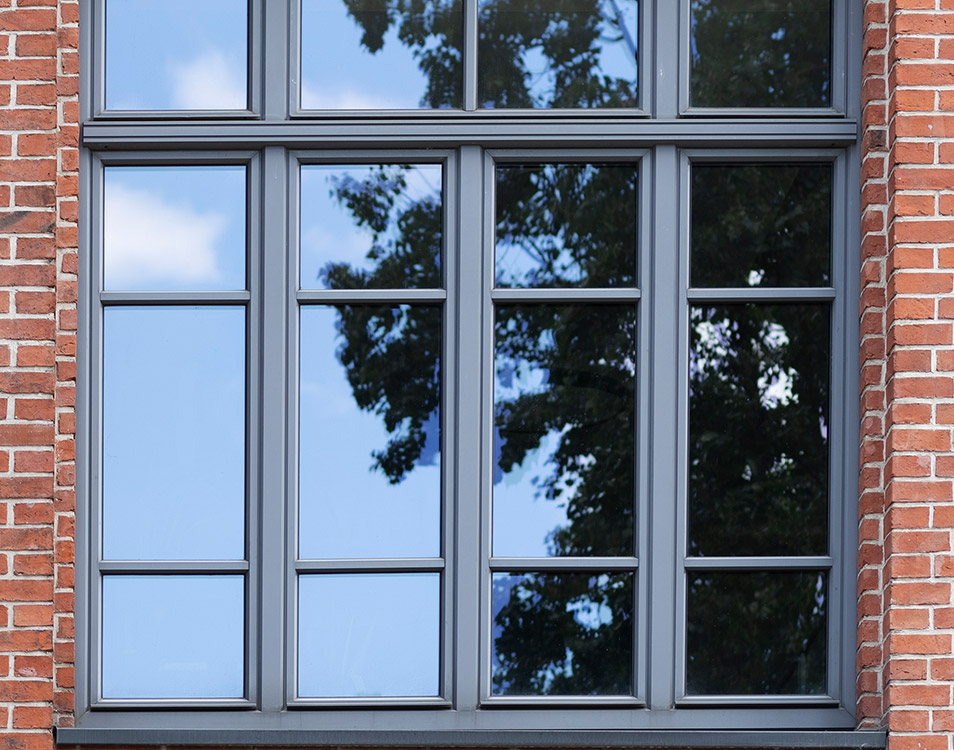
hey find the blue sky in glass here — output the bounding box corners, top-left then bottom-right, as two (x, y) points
(105, 0), (247, 110)
(299, 307), (440, 559)
(298, 573), (440, 697)
(300, 164), (442, 289)
(102, 307), (245, 561)
(104, 166), (246, 291)
(102, 575), (244, 699)
(493, 329), (574, 557)
(300, 0), (444, 109)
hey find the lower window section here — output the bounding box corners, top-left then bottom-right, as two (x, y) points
(686, 571), (828, 696)
(491, 572), (634, 697)
(101, 575), (245, 700)
(297, 573), (441, 698)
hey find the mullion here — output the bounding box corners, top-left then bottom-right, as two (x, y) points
(489, 557), (638, 572)
(687, 288), (835, 303)
(296, 559), (445, 573)
(297, 290), (446, 303)
(684, 557), (833, 571)
(100, 291), (251, 305)
(491, 288), (640, 303)
(99, 561), (250, 573)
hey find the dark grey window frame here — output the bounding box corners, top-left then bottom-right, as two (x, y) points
(67, 0), (884, 745)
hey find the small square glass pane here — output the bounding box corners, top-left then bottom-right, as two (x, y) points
(688, 304), (829, 557)
(300, 165), (442, 289)
(301, 0), (462, 109)
(298, 574), (440, 698)
(690, 0), (831, 109)
(104, 166), (246, 292)
(493, 305), (635, 557)
(299, 306), (441, 559)
(686, 571), (827, 695)
(477, 0), (638, 109)
(495, 164), (637, 288)
(103, 307), (245, 561)
(690, 164), (831, 288)
(102, 575), (245, 699)
(105, 0), (248, 110)
(492, 572), (633, 696)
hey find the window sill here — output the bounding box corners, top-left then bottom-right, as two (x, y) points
(57, 724), (886, 748)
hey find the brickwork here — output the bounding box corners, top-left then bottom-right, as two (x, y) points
(0, 0), (947, 748)
(862, 1), (954, 748)
(0, 0), (77, 747)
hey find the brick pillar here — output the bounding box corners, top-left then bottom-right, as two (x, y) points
(865, 0), (954, 747)
(0, 0), (77, 747)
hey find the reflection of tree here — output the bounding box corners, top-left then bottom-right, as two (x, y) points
(343, 0), (637, 109)
(690, 0), (831, 108)
(688, 304), (830, 558)
(492, 573), (632, 695)
(317, 1), (834, 695)
(687, 572), (827, 695)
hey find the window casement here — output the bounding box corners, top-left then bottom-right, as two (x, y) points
(68, 0), (879, 745)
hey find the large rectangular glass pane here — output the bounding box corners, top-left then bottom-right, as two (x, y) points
(301, 0), (462, 109)
(105, 0), (247, 110)
(299, 305), (441, 559)
(494, 305), (635, 557)
(104, 166), (246, 291)
(298, 574), (440, 697)
(477, 0), (638, 109)
(103, 307), (245, 561)
(686, 571), (827, 695)
(691, 164), (831, 288)
(690, 0), (831, 109)
(102, 575), (244, 699)
(300, 165), (442, 289)
(492, 572), (633, 696)
(688, 304), (829, 557)
(495, 164), (637, 288)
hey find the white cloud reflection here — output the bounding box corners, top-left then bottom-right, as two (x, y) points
(301, 82), (405, 110)
(171, 50), (246, 110)
(104, 184), (225, 288)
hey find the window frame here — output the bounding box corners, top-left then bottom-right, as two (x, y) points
(68, 0), (877, 744)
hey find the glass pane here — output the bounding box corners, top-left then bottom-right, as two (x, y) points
(299, 306), (441, 559)
(495, 164), (637, 288)
(688, 305), (829, 557)
(492, 572), (633, 695)
(301, 0), (463, 109)
(103, 307), (245, 561)
(104, 166), (246, 291)
(102, 576), (244, 699)
(477, 0), (638, 109)
(493, 306), (635, 557)
(686, 571), (827, 695)
(105, 0), (247, 110)
(298, 574), (440, 697)
(300, 164), (442, 290)
(690, 0), (831, 108)
(691, 164), (831, 288)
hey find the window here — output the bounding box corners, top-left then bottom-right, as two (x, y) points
(68, 0), (866, 744)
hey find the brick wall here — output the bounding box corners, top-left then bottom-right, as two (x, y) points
(0, 0), (77, 747)
(861, 1), (954, 749)
(0, 0), (949, 748)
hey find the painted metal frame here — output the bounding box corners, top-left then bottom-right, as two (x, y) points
(68, 0), (876, 743)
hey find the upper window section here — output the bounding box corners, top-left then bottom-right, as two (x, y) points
(298, 0), (637, 111)
(104, 0), (248, 111)
(689, 0), (831, 109)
